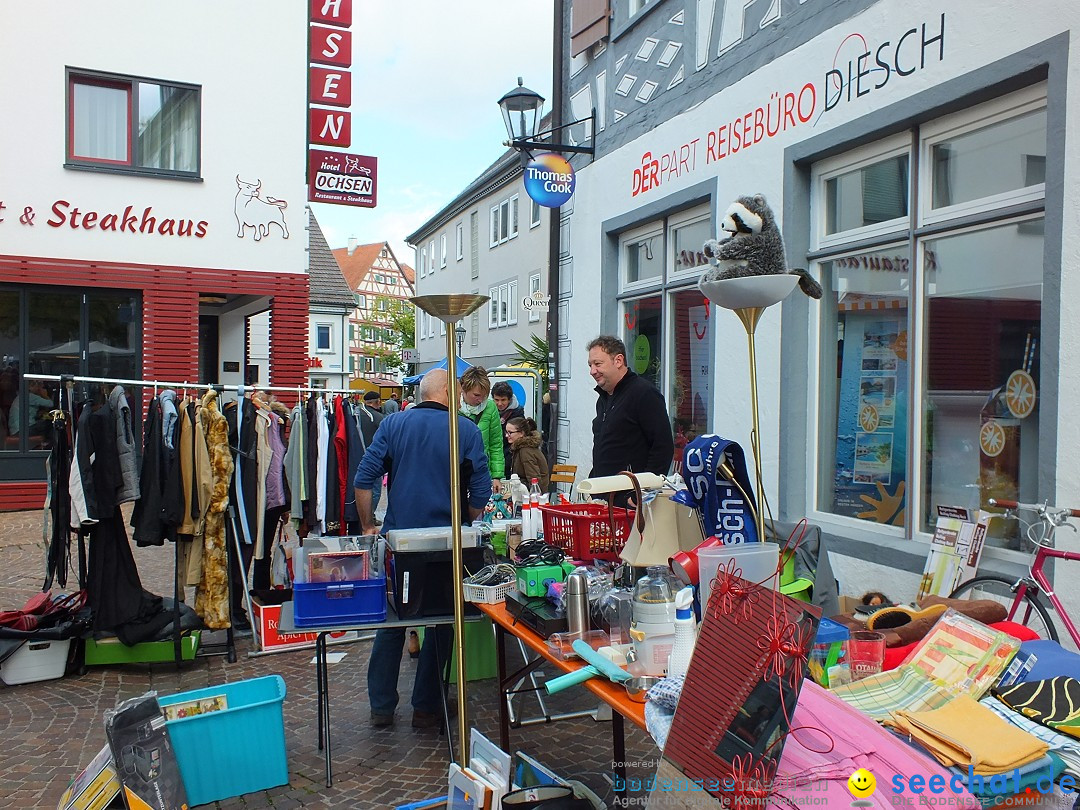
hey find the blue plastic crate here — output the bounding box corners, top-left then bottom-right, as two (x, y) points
(293, 577), (387, 627)
(160, 675), (287, 806)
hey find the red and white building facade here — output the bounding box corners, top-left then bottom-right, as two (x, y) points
(0, 2), (311, 509)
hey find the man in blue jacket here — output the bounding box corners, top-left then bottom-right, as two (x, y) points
(354, 368), (491, 728)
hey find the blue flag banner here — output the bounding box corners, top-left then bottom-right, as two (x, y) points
(675, 434), (758, 544)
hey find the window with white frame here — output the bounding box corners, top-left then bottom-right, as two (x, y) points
(429, 240), (436, 271)
(427, 310), (435, 338)
(456, 222), (464, 260)
(419, 247), (427, 277)
(440, 234), (448, 268)
(67, 69), (200, 177)
(507, 280), (518, 325)
(488, 285), (500, 329)
(315, 323), (332, 352)
(616, 205), (712, 472)
(529, 273), (542, 322)
(810, 84), (1047, 545)
(357, 294), (366, 309)
(531, 199), (542, 228)
(489, 195), (520, 247)
(419, 311), (428, 340)
(440, 320), (446, 337)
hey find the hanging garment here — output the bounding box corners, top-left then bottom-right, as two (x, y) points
(225, 397), (258, 546)
(158, 389), (179, 450)
(44, 409), (73, 590)
(253, 406), (271, 558)
(343, 402), (367, 524)
(195, 390), (233, 630)
(315, 396), (329, 530)
(323, 397), (341, 530)
(283, 402), (305, 518)
(131, 398), (169, 546)
(88, 506), (147, 631)
(70, 396), (124, 529)
(331, 396), (349, 531)
(302, 395), (319, 528)
(176, 399), (212, 589)
(109, 386), (140, 504)
(265, 411), (287, 511)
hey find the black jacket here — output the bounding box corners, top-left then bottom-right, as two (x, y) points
(590, 370), (674, 479)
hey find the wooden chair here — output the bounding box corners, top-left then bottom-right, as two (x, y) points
(549, 463), (577, 500)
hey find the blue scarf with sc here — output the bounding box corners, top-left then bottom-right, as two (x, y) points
(674, 434), (759, 544)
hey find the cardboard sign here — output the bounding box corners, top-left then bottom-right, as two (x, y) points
(917, 506), (991, 600)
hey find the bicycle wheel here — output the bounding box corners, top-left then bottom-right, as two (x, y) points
(949, 576), (1058, 642)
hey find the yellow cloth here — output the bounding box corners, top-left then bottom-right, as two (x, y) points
(888, 694), (1048, 775)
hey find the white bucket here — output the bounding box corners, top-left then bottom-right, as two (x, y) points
(698, 542), (780, 609)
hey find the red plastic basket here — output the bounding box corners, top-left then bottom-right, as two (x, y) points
(538, 503), (636, 562)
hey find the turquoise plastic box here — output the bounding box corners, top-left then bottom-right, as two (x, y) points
(160, 675), (288, 806)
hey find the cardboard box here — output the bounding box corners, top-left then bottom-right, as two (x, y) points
(917, 506), (990, 600)
(58, 745), (123, 810)
(251, 597), (359, 651)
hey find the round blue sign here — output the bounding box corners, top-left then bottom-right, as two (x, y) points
(523, 152), (576, 208)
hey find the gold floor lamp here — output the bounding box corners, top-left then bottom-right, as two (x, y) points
(698, 275), (799, 536)
(410, 293), (489, 766)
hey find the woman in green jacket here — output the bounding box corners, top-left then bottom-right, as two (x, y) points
(459, 366), (504, 480)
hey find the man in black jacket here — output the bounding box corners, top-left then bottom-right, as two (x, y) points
(588, 335), (674, 484)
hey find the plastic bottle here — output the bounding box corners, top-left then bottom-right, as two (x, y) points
(522, 497), (536, 540)
(509, 474), (524, 519)
(666, 587), (698, 678)
(529, 478), (543, 540)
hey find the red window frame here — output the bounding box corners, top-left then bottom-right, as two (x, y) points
(67, 74), (133, 166)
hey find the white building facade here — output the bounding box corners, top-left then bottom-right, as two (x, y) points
(0, 1), (310, 508)
(558, 0), (1079, 616)
(407, 151), (551, 371)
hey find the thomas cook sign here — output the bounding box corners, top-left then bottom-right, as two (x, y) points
(523, 153), (576, 208)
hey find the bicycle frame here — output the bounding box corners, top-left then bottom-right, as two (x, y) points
(988, 497), (1080, 648)
(1015, 542), (1080, 647)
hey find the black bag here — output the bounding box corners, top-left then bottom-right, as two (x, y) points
(502, 785), (592, 809)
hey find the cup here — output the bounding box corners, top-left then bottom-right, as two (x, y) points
(848, 630), (886, 681)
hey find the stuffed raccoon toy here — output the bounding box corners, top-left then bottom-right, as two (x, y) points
(702, 193), (822, 299)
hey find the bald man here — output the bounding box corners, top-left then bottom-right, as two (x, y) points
(353, 368), (491, 729)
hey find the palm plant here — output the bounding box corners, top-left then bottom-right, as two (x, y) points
(510, 334), (550, 385)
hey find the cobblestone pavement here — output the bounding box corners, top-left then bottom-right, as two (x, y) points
(0, 510), (658, 809)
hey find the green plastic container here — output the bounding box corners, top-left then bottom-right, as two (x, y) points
(419, 618), (497, 682)
(84, 631), (200, 665)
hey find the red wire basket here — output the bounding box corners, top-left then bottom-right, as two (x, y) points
(538, 503), (636, 562)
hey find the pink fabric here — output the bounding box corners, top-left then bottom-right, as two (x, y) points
(774, 681), (981, 808)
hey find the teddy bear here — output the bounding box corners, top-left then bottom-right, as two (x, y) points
(701, 193), (822, 299)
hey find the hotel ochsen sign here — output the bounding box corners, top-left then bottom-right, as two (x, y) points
(309, 0), (352, 149)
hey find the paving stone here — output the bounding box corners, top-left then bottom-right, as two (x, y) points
(0, 508), (659, 808)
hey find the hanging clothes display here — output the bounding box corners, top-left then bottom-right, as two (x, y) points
(110, 385), (140, 505)
(130, 396), (167, 546)
(44, 402), (72, 590)
(284, 399), (306, 518)
(176, 396), (212, 589)
(195, 389), (233, 630)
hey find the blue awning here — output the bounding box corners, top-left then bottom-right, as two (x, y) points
(401, 355), (472, 385)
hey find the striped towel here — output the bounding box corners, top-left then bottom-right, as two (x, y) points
(831, 665), (954, 721)
(981, 696), (1080, 776)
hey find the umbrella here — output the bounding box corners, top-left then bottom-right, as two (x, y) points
(402, 355), (472, 385)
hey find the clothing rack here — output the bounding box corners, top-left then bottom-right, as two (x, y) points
(26, 374), (372, 399)
(25, 371), (239, 667)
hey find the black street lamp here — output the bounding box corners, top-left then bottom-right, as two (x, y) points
(455, 324), (466, 356)
(497, 77), (594, 156)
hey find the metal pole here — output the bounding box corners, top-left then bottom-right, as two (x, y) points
(445, 325), (470, 764)
(545, 0), (565, 465)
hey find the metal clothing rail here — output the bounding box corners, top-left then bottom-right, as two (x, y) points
(25, 370), (239, 667)
(25, 374), (368, 398)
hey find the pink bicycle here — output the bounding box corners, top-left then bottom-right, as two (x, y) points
(949, 498), (1080, 645)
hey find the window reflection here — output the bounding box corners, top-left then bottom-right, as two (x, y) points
(670, 289), (710, 470)
(1, 291), (20, 451)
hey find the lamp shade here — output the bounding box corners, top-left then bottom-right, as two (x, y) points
(498, 77), (544, 142)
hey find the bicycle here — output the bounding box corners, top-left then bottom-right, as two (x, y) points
(948, 498), (1080, 645)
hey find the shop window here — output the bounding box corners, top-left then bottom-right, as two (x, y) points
(2, 287), (142, 454)
(810, 85), (1046, 543)
(316, 324), (332, 352)
(615, 206), (711, 471)
(67, 70), (200, 177)
(620, 222), (664, 287)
